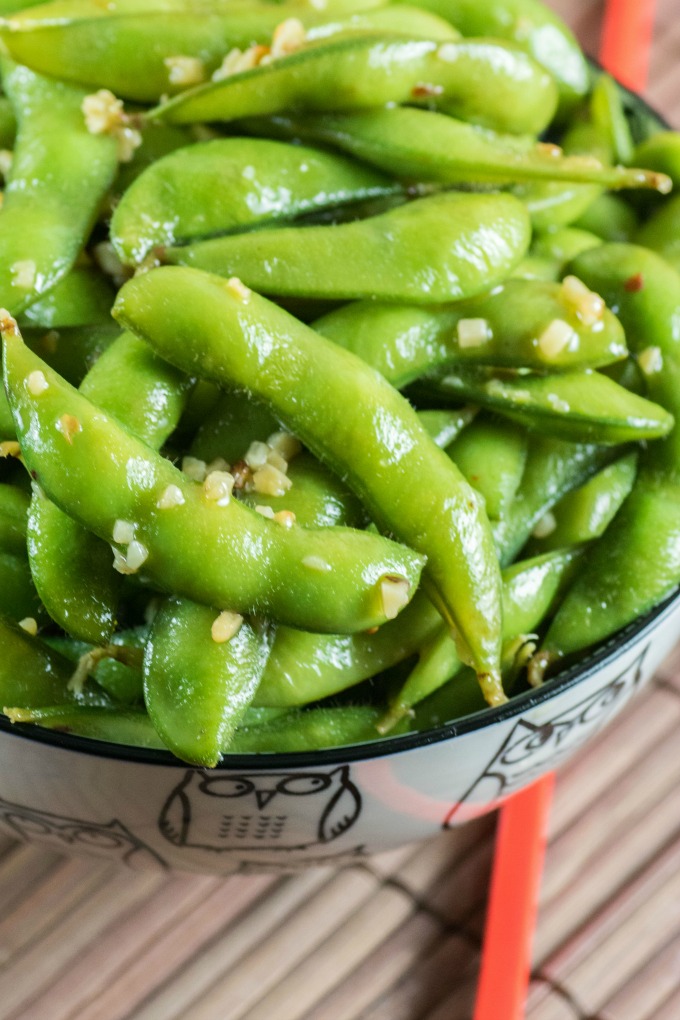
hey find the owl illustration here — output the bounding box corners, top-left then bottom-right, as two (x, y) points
(159, 766), (362, 853)
(0, 796), (167, 868)
(444, 645), (647, 826)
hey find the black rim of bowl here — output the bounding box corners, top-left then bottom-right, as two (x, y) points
(1, 76), (675, 771)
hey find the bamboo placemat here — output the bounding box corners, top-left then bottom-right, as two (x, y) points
(2, 4), (680, 1018)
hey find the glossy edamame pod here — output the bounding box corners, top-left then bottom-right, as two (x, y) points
(19, 266), (115, 329)
(0, 0), (403, 103)
(0, 385), (15, 439)
(446, 416), (528, 520)
(635, 194), (680, 276)
(151, 35), (558, 137)
(394, 0), (589, 113)
(525, 451), (638, 555)
(634, 131), (680, 190)
(249, 108), (668, 192)
(0, 59), (118, 315)
(144, 600), (273, 766)
(422, 368), (673, 444)
(492, 436), (617, 566)
(0, 551), (44, 622)
(3, 704), (166, 748)
(163, 192), (531, 304)
(114, 266), (504, 701)
(23, 323), (118, 387)
(531, 227), (602, 274)
(111, 137), (401, 265)
(0, 480), (28, 555)
(26, 331), (192, 643)
(383, 545), (582, 729)
(3, 322), (425, 634)
(0, 614), (111, 708)
(574, 194), (639, 243)
(47, 626), (146, 704)
(313, 277), (627, 383)
(534, 246), (680, 669)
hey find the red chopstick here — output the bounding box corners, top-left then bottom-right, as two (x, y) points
(473, 5), (657, 1017)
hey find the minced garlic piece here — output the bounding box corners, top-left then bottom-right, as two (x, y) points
(18, 617), (37, 636)
(638, 345), (663, 376)
(211, 610), (243, 643)
(112, 519), (136, 544)
(56, 414), (82, 444)
(0, 149), (12, 179)
(547, 392), (570, 413)
(226, 276), (252, 302)
(380, 575), (410, 620)
(532, 511), (557, 538)
(0, 308), (18, 336)
(204, 470), (235, 505)
(156, 484), (186, 509)
(206, 456), (230, 475)
(302, 555), (331, 572)
(270, 18), (306, 59)
(0, 441), (21, 459)
(164, 55), (206, 86)
(212, 45), (270, 81)
(93, 241), (128, 288)
(267, 431), (302, 461)
(10, 259), (36, 290)
(245, 440), (270, 470)
(266, 447), (288, 474)
(273, 509), (296, 528)
(26, 370), (48, 396)
(538, 319), (577, 359)
(560, 275), (604, 327)
(182, 455), (208, 482)
(457, 318), (490, 349)
(252, 463), (292, 497)
(125, 540), (148, 571)
(255, 504), (275, 519)
(81, 89), (141, 163)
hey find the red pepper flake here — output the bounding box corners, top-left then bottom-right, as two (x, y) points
(624, 273), (644, 293)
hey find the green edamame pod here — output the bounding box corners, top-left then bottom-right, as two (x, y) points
(634, 131), (680, 190)
(384, 545), (582, 729)
(525, 451), (638, 554)
(574, 194), (639, 243)
(0, 96), (16, 148)
(0, 551), (44, 622)
(635, 194), (680, 276)
(3, 704), (165, 749)
(250, 108), (668, 192)
(0, 59), (118, 315)
(446, 416), (527, 520)
(27, 331), (192, 643)
(189, 390), (279, 465)
(314, 277), (626, 383)
(0, 385), (15, 439)
(144, 599), (273, 766)
(3, 321), (425, 634)
(395, 0), (589, 113)
(534, 246), (680, 670)
(163, 192), (531, 304)
(24, 323), (118, 386)
(151, 35), (558, 137)
(0, 480), (28, 555)
(19, 266), (115, 329)
(0, 614), (111, 708)
(46, 627), (146, 704)
(111, 137), (401, 265)
(492, 436), (617, 565)
(531, 228), (602, 273)
(423, 368), (673, 444)
(254, 591), (440, 707)
(0, 0), (395, 103)
(590, 72), (634, 166)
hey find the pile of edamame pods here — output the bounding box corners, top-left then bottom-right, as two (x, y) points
(0, 0), (679, 766)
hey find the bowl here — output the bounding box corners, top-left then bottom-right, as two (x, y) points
(1, 590), (678, 874)
(1, 51), (677, 874)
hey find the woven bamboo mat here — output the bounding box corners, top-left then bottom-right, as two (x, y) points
(2, 4), (680, 1019)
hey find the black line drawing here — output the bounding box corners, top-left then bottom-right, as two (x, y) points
(444, 645), (648, 826)
(0, 795), (167, 868)
(159, 766), (362, 852)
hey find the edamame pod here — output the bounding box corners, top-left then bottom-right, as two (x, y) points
(3, 320), (425, 634)
(163, 192), (531, 304)
(314, 277), (627, 383)
(114, 266), (504, 701)
(151, 35), (558, 137)
(111, 137), (401, 265)
(250, 108), (668, 192)
(19, 266), (115, 330)
(423, 368), (673, 444)
(635, 194), (680, 276)
(0, 59), (118, 315)
(446, 416), (527, 520)
(144, 600), (273, 766)
(0, 480), (28, 556)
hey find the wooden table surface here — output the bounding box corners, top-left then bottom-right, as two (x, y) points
(2, 3), (680, 1018)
